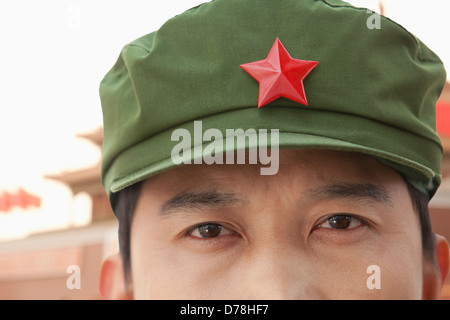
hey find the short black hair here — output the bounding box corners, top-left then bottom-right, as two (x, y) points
(114, 179), (144, 287)
(406, 182), (437, 265)
(114, 178), (437, 287)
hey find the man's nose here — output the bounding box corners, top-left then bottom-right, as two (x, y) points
(233, 245), (324, 299)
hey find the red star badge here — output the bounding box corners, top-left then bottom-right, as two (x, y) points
(241, 38), (319, 108)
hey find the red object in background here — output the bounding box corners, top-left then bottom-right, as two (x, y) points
(0, 188), (41, 213)
(0, 191), (11, 212)
(437, 100), (450, 137)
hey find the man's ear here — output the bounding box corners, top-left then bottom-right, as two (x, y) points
(422, 234), (449, 300)
(435, 235), (450, 287)
(99, 253), (133, 300)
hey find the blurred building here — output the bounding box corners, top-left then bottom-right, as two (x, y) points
(430, 81), (450, 299)
(0, 128), (116, 300)
(0, 84), (449, 299)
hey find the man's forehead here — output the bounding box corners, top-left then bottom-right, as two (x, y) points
(144, 149), (401, 190)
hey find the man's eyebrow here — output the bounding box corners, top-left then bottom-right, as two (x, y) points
(159, 190), (242, 217)
(306, 183), (393, 206)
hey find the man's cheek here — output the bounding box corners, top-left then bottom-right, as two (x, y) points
(304, 244), (390, 297)
(134, 249), (232, 299)
(338, 250), (422, 299)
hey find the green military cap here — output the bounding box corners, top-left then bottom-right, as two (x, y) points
(99, 0), (447, 209)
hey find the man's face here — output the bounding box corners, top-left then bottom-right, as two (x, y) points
(128, 149), (423, 299)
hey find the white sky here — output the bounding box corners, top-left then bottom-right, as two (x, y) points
(0, 0), (449, 240)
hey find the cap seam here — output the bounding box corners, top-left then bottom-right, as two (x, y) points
(123, 43), (151, 54)
(106, 102), (443, 164)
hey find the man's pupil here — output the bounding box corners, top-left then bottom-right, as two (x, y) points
(328, 215), (352, 229)
(199, 224), (222, 238)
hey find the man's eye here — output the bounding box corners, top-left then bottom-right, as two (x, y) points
(316, 215), (363, 230)
(188, 223), (234, 239)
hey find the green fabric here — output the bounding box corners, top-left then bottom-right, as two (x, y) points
(100, 0), (447, 209)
